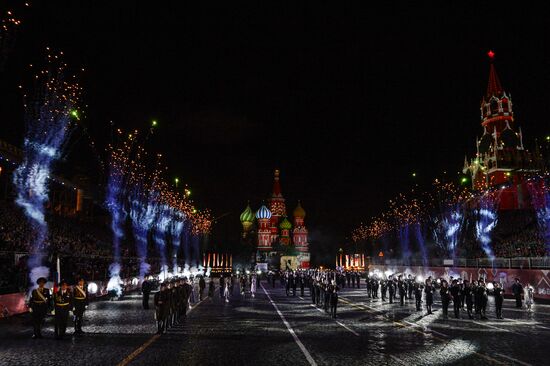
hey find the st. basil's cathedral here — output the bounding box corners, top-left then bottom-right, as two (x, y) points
(239, 169), (310, 269)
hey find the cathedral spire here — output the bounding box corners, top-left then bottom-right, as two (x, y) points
(272, 169), (282, 197)
(486, 50), (503, 98)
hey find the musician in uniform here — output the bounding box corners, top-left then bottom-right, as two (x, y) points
(463, 280), (474, 319)
(29, 277), (51, 339)
(424, 278), (434, 315)
(72, 278), (88, 334)
(54, 279), (72, 339)
(494, 282), (504, 319)
(449, 279), (461, 319)
(154, 282), (169, 334)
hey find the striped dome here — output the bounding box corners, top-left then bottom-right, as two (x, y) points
(256, 205), (272, 220)
(280, 217), (292, 230)
(240, 204), (255, 223)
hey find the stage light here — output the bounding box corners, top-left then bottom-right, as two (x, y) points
(88, 282), (98, 294)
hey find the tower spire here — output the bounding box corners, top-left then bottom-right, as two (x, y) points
(486, 50), (503, 97)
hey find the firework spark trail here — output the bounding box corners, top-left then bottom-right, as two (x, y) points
(153, 202), (171, 271)
(13, 51), (81, 284)
(475, 193), (498, 260)
(413, 223), (428, 266)
(169, 209), (185, 274)
(105, 133), (138, 296)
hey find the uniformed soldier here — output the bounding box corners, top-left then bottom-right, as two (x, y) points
(398, 275), (406, 306)
(29, 277), (51, 339)
(449, 279), (461, 319)
(494, 282), (504, 319)
(463, 280), (474, 319)
(388, 277), (395, 304)
(381, 279), (388, 301)
(208, 279), (215, 297)
(54, 279), (72, 339)
(407, 274), (414, 299)
(181, 277), (193, 318)
(142, 278), (152, 309)
(414, 282), (422, 311)
(199, 276), (206, 301)
(72, 278), (88, 334)
(154, 282), (169, 334)
(329, 281), (339, 318)
(424, 278), (434, 314)
(440, 279), (450, 319)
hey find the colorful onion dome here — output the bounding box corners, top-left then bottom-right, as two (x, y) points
(256, 205), (272, 220)
(280, 216), (292, 230)
(240, 204), (255, 223)
(293, 201), (306, 218)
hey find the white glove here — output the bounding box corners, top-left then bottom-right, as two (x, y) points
(85, 305), (88, 309)
(28, 307), (33, 313)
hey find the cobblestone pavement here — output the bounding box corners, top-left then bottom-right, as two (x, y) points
(1, 282), (549, 366)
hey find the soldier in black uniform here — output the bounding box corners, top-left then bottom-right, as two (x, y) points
(54, 280), (72, 339)
(494, 282), (504, 319)
(29, 277), (51, 339)
(407, 275), (414, 300)
(476, 280), (488, 319)
(440, 280), (450, 319)
(398, 275), (406, 306)
(181, 277), (192, 318)
(142, 278), (151, 309)
(300, 275), (305, 297)
(511, 278), (523, 308)
(199, 276), (206, 301)
(72, 278), (88, 334)
(310, 277), (316, 304)
(356, 273), (360, 289)
(208, 279), (215, 297)
(424, 278), (434, 314)
(381, 279), (387, 301)
(463, 280), (474, 319)
(414, 282), (422, 311)
(154, 282), (169, 334)
(329, 281), (339, 318)
(366, 276), (372, 297)
(219, 276), (225, 298)
(292, 274), (297, 296)
(324, 282), (331, 312)
(449, 279), (461, 319)
(388, 277), (395, 304)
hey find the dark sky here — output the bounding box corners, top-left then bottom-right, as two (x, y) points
(1, 1), (549, 260)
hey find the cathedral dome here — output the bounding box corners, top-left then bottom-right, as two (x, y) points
(293, 201), (306, 218)
(256, 205), (272, 220)
(240, 204), (255, 223)
(280, 217), (292, 230)
(501, 128), (519, 148)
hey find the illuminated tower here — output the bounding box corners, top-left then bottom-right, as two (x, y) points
(292, 201), (309, 252)
(256, 204), (272, 251)
(269, 169), (286, 242)
(463, 51), (543, 209)
(279, 217), (292, 245)
(239, 203), (255, 238)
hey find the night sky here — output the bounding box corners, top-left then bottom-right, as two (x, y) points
(1, 2), (549, 262)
